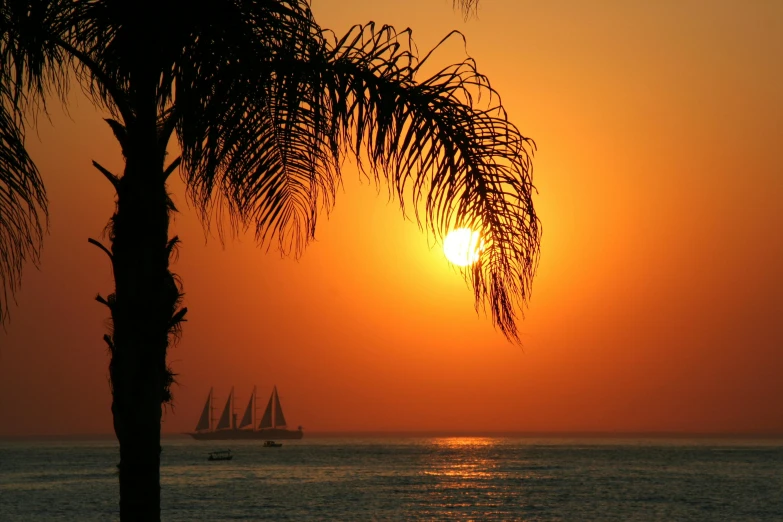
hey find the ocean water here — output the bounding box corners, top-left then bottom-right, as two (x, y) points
(1, 436), (781, 521)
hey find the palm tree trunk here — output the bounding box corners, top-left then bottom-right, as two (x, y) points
(107, 129), (174, 521)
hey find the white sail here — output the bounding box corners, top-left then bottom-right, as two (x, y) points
(239, 386), (255, 428)
(258, 389), (274, 429)
(195, 388), (212, 431)
(273, 386), (287, 428)
(216, 387), (233, 430)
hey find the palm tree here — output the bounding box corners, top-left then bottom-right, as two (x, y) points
(0, 0), (539, 519)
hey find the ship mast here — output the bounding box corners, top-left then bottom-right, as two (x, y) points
(252, 385), (258, 431)
(209, 388), (215, 431)
(272, 386), (276, 429)
(230, 386), (235, 429)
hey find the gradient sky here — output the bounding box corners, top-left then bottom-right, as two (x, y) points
(1, 0), (781, 436)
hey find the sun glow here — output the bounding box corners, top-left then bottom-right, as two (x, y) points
(443, 228), (483, 266)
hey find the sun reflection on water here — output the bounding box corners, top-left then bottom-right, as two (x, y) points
(432, 437), (496, 449)
(427, 437), (500, 481)
(419, 437), (527, 520)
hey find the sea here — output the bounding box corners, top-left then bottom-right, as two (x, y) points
(1, 435), (781, 521)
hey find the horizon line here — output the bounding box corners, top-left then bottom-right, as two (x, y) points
(2, 429), (783, 441)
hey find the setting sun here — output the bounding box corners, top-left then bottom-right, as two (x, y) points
(443, 228), (483, 266)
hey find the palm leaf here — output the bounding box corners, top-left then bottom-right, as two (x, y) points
(323, 24), (539, 342)
(175, 0), (327, 241)
(0, 1), (63, 324)
(180, 21), (539, 342)
(453, 0), (480, 19)
(0, 95), (46, 324)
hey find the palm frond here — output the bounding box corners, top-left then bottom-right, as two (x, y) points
(176, 0), (327, 243)
(0, 96), (46, 324)
(179, 19), (538, 342)
(321, 24), (539, 342)
(0, 1), (78, 324)
(0, 0), (73, 114)
(453, 0), (480, 19)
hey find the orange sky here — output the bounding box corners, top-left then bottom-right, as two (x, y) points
(1, 0), (781, 436)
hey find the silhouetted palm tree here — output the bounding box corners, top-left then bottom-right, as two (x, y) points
(0, 0), (538, 519)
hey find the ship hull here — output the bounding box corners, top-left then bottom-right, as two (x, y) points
(189, 428), (303, 441)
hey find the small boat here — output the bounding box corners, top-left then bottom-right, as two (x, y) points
(263, 441), (282, 448)
(207, 449), (233, 461)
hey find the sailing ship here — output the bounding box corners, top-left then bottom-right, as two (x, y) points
(189, 385), (303, 440)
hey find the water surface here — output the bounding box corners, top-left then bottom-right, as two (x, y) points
(1, 436), (781, 520)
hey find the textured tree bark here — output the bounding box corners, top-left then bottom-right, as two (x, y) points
(104, 111), (177, 521)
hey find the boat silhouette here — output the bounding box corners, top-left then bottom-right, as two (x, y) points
(207, 450), (233, 461)
(189, 385), (303, 440)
